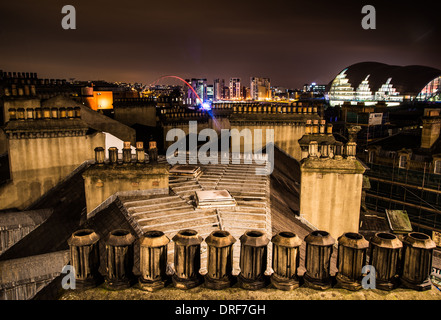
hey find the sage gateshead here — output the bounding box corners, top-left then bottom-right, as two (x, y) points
(327, 62), (441, 107)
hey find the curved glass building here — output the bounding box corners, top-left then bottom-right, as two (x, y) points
(328, 62), (441, 106)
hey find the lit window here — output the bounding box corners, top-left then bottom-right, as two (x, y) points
(399, 155), (407, 169)
(435, 161), (441, 174)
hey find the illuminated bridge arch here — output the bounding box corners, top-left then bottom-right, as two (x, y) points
(147, 75), (204, 106)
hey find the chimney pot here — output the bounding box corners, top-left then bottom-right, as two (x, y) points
(136, 143), (145, 163)
(94, 147), (105, 164)
(35, 108), (43, 119)
(172, 229), (204, 289)
(303, 230), (335, 290)
(42, 107), (51, 119)
(104, 229), (135, 290)
(8, 108), (17, 120)
(17, 108), (25, 120)
(67, 107), (75, 119)
(312, 120), (319, 134)
(326, 123), (333, 134)
(59, 107), (67, 118)
(26, 108), (34, 120)
(139, 231), (170, 291)
(308, 141), (319, 158)
(67, 229), (101, 289)
(108, 147), (118, 164)
(51, 107), (59, 119)
(122, 143), (132, 163)
(74, 106), (81, 118)
(319, 120), (326, 134)
(238, 230), (269, 290)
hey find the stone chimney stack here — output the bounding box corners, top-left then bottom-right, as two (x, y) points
(82, 144), (169, 214)
(298, 121), (366, 240)
(421, 108), (441, 149)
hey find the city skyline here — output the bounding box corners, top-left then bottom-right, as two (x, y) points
(0, 0), (440, 89)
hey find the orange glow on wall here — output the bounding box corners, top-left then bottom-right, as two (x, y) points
(84, 90), (113, 111)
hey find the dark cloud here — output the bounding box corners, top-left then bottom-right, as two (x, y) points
(0, 0), (439, 88)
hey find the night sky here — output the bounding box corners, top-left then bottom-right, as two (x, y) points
(0, 0), (439, 89)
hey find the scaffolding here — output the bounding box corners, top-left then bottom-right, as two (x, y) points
(361, 157), (441, 235)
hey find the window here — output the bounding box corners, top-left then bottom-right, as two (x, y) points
(399, 155), (408, 169)
(435, 161), (441, 174)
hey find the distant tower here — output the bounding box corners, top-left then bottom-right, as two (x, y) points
(187, 78), (207, 105)
(298, 123), (366, 239)
(229, 78), (241, 100)
(250, 77), (271, 101)
(213, 79), (225, 101)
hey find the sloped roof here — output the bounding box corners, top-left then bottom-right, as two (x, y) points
(83, 156), (271, 274)
(0, 162), (90, 261)
(330, 62), (441, 95)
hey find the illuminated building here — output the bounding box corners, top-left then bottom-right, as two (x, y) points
(328, 62), (441, 107)
(229, 77), (241, 100)
(81, 86), (114, 111)
(186, 78), (207, 105)
(303, 82), (326, 94)
(206, 85), (214, 102)
(250, 77), (271, 101)
(213, 78), (225, 101)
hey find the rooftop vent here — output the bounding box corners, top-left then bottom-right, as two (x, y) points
(195, 190), (236, 209)
(169, 164), (202, 179)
